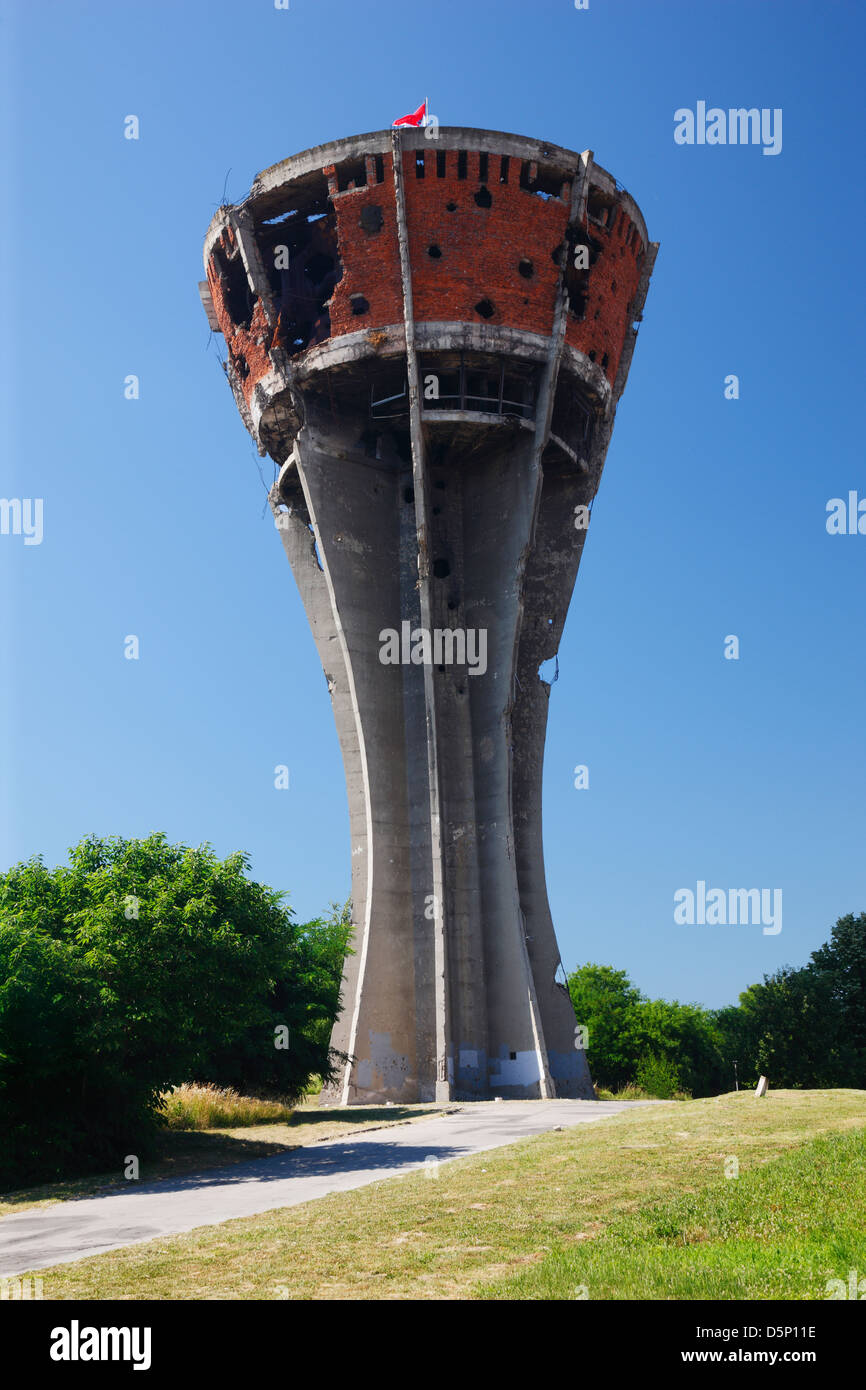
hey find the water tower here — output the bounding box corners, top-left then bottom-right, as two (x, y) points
(200, 125), (657, 1103)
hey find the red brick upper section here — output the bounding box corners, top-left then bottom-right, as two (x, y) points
(205, 139), (648, 406)
(402, 148), (569, 337)
(566, 204), (644, 379)
(327, 157), (403, 338)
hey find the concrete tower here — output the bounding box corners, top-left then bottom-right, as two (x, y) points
(200, 126), (657, 1105)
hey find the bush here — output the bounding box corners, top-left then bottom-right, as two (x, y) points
(634, 1054), (683, 1100)
(0, 834), (349, 1187)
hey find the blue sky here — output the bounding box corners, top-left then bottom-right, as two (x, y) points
(1, 0), (863, 1014)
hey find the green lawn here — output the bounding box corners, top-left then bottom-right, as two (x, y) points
(18, 1089), (866, 1300)
(482, 1125), (866, 1300)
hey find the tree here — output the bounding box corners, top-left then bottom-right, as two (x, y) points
(809, 913), (866, 1080)
(567, 964), (644, 1091)
(715, 913), (866, 1090)
(0, 834), (348, 1186)
(567, 963), (726, 1096)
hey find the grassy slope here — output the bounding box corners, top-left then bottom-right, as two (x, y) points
(483, 1125), (866, 1300)
(22, 1089), (866, 1301)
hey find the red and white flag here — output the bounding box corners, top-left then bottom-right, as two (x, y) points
(392, 100), (427, 128)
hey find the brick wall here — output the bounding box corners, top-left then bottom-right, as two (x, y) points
(565, 205), (644, 384)
(402, 147), (569, 338)
(207, 142), (647, 402)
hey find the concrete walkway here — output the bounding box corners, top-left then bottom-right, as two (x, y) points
(0, 1099), (651, 1277)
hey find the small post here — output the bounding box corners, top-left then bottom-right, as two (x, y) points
(733, 1059), (739, 1092)
(755, 1075), (768, 1098)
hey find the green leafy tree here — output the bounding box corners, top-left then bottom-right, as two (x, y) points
(809, 912), (866, 1079)
(567, 964), (643, 1090)
(567, 964), (726, 1096)
(715, 914), (866, 1089)
(0, 834), (348, 1186)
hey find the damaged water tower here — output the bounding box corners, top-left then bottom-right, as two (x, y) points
(200, 126), (657, 1104)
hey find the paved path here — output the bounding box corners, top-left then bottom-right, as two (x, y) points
(0, 1099), (652, 1277)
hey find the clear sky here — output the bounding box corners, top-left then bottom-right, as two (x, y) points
(1, 0), (863, 1013)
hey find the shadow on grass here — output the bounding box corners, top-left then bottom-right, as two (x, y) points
(1, 1110), (441, 1213)
(289, 1107), (421, 1128)
(0, 1130), (292, 1213)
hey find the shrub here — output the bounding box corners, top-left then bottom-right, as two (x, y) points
(634, 1054), (682, 1100)
(0, 835), (349, 1187)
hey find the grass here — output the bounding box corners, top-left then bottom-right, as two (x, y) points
(18, 1088), (866, 1300)
(160, 1084), (296, 1130)
(0, 1103), (447, 1217)
(481, 1125), (866, 1300)
(595, 1082), (691, 1102)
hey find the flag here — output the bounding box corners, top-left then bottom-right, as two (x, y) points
(393, 100), (427, 128)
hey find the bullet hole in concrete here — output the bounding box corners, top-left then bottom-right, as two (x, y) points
(594, 310), (600, 320)
(403, 487), (415, 504)
(446, 201), (458, 212)
(611, 280), (618, 294)
(457, 151), (467, 180)
(432, 506), (441, 515)
(457, 686), (465, 695)
(436, 150), (446, 177)
(475, 298), (495, 319)
(434, 478), (447, 489)
(437, 665), (446, 673)
(499, 155), (510, 184)
(518, 258), (534, 279)
(588, 349), (597, 363)
(350, 294), (370, 315)
(551, 243), (565, 267)
(509, 1051), (517, 1060)
(415, 152), (425, 178)
(433, 558), (451, 578)
(231, 348), (250, 380)
(601, 352), (609, 370)
(447, 599), (457, 611)
(474, 186), (492, 209)
(428, 244), (442, 258)
(360, 204), (384, 234)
